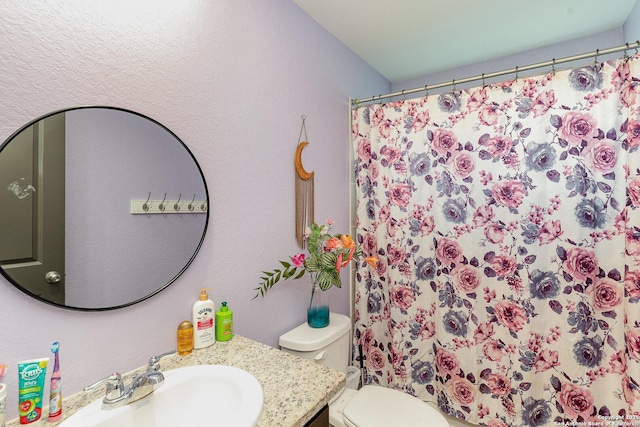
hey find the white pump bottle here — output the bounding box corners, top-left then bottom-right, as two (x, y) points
(193, 288), (215, 349)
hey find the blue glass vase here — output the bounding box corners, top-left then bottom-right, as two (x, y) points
(307, 281), (329, 328)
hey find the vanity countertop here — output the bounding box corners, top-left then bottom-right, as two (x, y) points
(6, 335), (345, 427)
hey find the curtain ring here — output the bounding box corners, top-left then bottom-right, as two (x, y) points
(452, 79), (457, 92)
(594, 49), (600, 70)
(515, 66), (519, 82)
(482, 73), (486, 87)
(551, 58), (556, 75)
(142, 192), (151, 212)
(424, 84), (429, 98)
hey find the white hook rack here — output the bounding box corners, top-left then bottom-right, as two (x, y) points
(131, 198), (208, 214)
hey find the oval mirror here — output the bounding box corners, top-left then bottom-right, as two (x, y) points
(0, 106), (209, 310)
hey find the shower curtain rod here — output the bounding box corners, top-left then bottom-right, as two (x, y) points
(352, 40), (640, 106)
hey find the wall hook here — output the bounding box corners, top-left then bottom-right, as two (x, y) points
(201, 200), (208, 212)
(174, 193), (182, 212)
(188, 194), (196, 211)
(143, 192), (151, 212)
(158, 193), (167, 212)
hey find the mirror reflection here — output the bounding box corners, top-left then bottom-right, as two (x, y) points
(0, 107), (209, 310)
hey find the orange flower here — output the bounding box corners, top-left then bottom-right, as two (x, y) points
(326, 237), (341, 250)
(340, 234), (356, 249)
(365, 256), (379, 267)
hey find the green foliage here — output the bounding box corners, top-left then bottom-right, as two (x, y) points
(253, 221), (363, 299)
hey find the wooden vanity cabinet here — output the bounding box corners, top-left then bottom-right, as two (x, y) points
(304, 404), (329, 427)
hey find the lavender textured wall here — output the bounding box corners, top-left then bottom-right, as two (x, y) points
(0, 0), (389, 420)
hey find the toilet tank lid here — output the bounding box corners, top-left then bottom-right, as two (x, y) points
(279, 313), (351, 351)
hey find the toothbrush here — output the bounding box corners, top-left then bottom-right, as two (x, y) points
(48, 342), (62, 421)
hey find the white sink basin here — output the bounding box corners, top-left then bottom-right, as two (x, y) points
(60, 365), (264, 427)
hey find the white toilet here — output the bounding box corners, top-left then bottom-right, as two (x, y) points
(279, 313), (449, 427)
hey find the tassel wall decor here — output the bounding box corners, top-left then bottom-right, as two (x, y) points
(294, 115), (314, 248)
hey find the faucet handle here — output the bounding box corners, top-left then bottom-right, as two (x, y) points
(84, 372), (124, 399)
(147, 350), (176, 371)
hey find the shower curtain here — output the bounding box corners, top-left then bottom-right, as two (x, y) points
(352, 54), (640, 426)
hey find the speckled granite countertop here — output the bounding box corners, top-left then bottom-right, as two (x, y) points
(6, 335), (345, 427)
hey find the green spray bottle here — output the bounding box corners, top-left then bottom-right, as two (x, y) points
(215, 302), (233, 341)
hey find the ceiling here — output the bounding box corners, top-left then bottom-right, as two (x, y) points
(293, 0), (638, 83)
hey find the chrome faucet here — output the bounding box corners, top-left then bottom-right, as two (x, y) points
(84, 350), (176, 410)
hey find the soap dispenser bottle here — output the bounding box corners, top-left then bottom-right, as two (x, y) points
(193, 288), (215, 349)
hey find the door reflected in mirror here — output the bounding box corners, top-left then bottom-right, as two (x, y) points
(0, 107), (209, 310)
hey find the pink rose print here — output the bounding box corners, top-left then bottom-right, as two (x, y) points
(412, 110), (430, 132)
(431, 129), (459, 155)
(484, 223), (506, 244)
(368, 347), (385, 370)
(481, 135), (513, 158)
(558, 383), (594, 420)
(626, 329), (640, 362)
(436, 238), (464, 265)
(537, 220), (562, 245)
(582, 138), (618, 173)
(482, 340), (504, 362)
(589, 278), (622, 311)
(534, 349), (559, 373)
(494, 300), (527, 332)
(362, 233), (378, 257)
(420, 321), (436, 339)
(484, 373), (511, 397)
(531, 90), (557, 117)
(491, 180), (526, 208)
(560, 112), (598, 146)
(487, 420), (508, 427)
(626, 229), (640, 257)
(389, 284), (414, 311)
(622, 83), (640, 109)
(445, 377), (476, 405)
(625, 270), (640, 299)
(627, 119), (640, 149)
(563, 247), (598, 282)
(609, 350), (627, 375)
(473, 205), (495, 227)
(623, 375), (640, 406)
(382, 146), (402, 166)
(467, 88), (488, 112)
(370, 106), (386, 127)
(387, 245), (407, 266)
(451, 264), (481, 293)
(479, 105), (499, 126)
(474, 322), (495, 344)
(449, 151), (475, 178)
(388, 182), (411, 208)
(359, 328), (375, 352)
(356, 138), (372, 162)
(490, 254), (517, 277)
(629, 176), (640, 207)
(436, 347), (461, 375)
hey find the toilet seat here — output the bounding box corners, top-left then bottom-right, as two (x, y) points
(342, 385), (449, 427)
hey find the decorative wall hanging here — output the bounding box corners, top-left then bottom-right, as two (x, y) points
(295, 115), (314, 248)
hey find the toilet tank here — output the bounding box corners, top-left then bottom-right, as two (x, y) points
(279, 312), (351, 375)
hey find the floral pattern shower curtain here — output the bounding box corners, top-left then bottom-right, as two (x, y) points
(352, 54), (640, 426)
